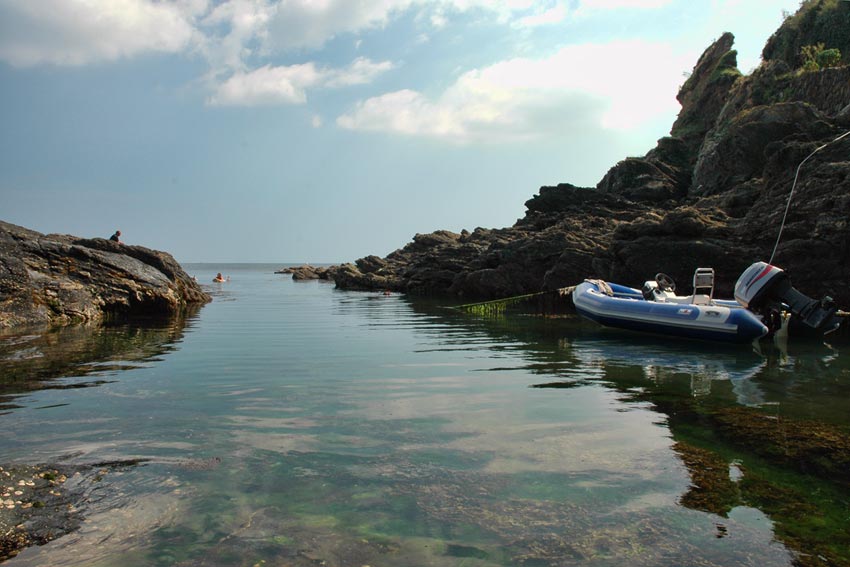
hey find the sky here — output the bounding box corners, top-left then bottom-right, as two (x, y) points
(0, 0), (802, 263)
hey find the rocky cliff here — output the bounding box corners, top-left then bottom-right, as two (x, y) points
(331, 0), (850, 308)
(0, 220), (210, 329)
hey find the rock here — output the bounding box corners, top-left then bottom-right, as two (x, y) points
(671, 32), (741, 153)
(0, 221), (210, 329)
(355, 255), (389, 274)
(329, 263), (402, 292)
(332, 1), (850, 310)
(0, 461), (144, 561)
(691, 102), (833, 197)
(523, 183), (600, 214)
(286, 265), (332, 281)
(596, 157), (682, 203)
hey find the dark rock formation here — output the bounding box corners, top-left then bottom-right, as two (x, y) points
(0, 220), (210, 329)
(330, 0), (850, 309)
(277, 264), (334, 281)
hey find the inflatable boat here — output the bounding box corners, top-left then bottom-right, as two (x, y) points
(572, 263), (840, 343)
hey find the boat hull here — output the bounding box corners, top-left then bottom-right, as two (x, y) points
(572, 281), (769, 343)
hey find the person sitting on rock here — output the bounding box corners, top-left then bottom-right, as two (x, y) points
(109, 230), (122, 243)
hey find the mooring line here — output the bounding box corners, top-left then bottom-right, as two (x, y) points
(454, 287), (574, 315)
(769, 129), (850, 265)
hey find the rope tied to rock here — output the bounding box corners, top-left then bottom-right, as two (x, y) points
(769, 129), (850, 265)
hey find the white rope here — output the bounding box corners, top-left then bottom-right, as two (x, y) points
(769, 129), (850, 265)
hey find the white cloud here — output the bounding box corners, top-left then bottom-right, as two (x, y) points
(0, 0), (680, 70)
(0, 0), (201, 67)
(262, 0), (666, 52)
(577, 0), (671, 10)
(337, 89), (464, 137)
(209, 63), (319, 105)
(263, 0), (416, 51)
(338, 40), (691, 142)
(198, 0), (273, 72)
(323, 57), (395, 87)
(515, 2), (569, 27)
(208, 57), (394, 106)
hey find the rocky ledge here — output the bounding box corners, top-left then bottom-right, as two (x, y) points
(0, 221), (210, 329)
(328, 1), (850, 309)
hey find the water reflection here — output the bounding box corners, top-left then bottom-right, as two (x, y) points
(412, 307), (849, 567)
(0, 308), (200, 412)
(2, 280), (848, 567)
(550, 334), (769, 406)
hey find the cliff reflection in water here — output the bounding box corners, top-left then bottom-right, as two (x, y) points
(400, 297), (850, 566)
(0, 307), (200, 412)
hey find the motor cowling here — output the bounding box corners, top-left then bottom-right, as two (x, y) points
(734, 261), (840, 336)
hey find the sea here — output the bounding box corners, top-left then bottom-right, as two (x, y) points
(1, 263), (848, 566)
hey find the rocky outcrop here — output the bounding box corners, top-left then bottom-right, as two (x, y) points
(330, 0), (850, 309)
(671, 32), (741, 154)
(0, 221), (210, 329)
(691, 101), (835, 197)
(276, 265), (334, 281)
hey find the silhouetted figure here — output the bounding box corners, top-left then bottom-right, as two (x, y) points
(110, 230), (122, 243)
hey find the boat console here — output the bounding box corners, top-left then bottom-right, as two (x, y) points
(641, 269), (716, 306)
(734, 261), (840, 336)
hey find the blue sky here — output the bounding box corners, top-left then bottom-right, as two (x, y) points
(0, 0), (800, 263)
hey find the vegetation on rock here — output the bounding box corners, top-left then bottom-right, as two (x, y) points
(763, 0), (850, 68)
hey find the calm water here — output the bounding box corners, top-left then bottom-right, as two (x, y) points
(1, 264), (849, 566)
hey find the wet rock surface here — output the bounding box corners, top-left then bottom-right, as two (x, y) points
(0, 221), (210, 329)
(328, 1), (850, 310)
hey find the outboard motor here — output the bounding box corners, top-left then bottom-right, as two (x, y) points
(734, 262), (840, 337)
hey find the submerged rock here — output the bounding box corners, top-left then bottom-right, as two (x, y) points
(0, 464), (100, 561)
(0, 221), (210, 329)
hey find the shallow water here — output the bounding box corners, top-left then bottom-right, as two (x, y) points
(1, 264), (848, 566)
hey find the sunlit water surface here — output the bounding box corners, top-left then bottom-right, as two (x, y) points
(1, 264), (848, 566)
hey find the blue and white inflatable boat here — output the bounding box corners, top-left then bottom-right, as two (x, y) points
(572, 267), (769, 343)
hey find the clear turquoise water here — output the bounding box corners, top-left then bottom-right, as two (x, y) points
(1, 264), (848, 566)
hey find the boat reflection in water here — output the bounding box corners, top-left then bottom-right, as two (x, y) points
(560, 333), (770, 405)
